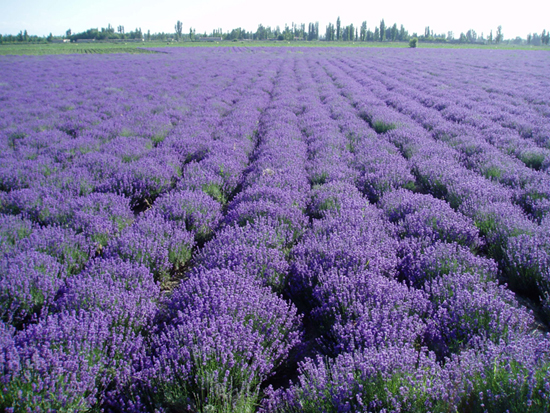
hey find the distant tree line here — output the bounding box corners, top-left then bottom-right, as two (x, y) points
(0, 25), (143, 44)
(67, 25), (143, 41)
(527, 30), (550, 46)
(1, 19), (549, 46)
(0, 30), (54, 44)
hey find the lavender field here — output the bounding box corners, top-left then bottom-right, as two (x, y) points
(1, 47), (550, 412)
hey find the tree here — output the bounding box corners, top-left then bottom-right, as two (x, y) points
(256, 24), (267, 40)
(380, 19), (386, 41)
(495, 25), (503, 43)
(66, 29), (72, 38)
(409, 37), (418, 48)
(391, 23), (398, 41)
(399, 24), (407, 41)
(325, 23), (335, 41)
(360, 21), (367, 41)
(175, 20), (183, 41)
(336, 17), (341, 41)
(118, 25), (124, 34)
(23, 30), (29, 42)
(374, 27), (380, 41)
(283, 24), (292, 40)
(308, 22), (319, 41)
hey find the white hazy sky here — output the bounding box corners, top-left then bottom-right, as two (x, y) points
(1, 0), (548, 40)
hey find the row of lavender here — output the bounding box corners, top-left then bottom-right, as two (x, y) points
(261, 50), (550, 411)
(320, 50), (550, 309)
(0, 50), (300, 411)
(1, 47), (549, 412)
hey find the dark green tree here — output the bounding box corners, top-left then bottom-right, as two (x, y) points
(399, 24), (406, 41)
(495, 25), (503, 43)
(380, 19), (386, 41)
(367, 28), (374, 41)
(325, 23), (335, 41)
(308, 22), (319, 41)
(391, 23), (398, 41)
(360, 21), (367, 41)
(175, 20), (183, 40)
(256, 24), (267, 40)
(66, 29), (71, 38)
(336, 16), (341, 40)
(283, 24), (292, 40)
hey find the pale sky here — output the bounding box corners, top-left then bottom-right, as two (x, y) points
(0, 0), (548, 40)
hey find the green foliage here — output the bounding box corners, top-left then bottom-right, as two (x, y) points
(168, 243), (193, 271)
(454, 360), (550, 413)
(309, 171), (328, 185)
(484, 166), (502, 180)
(520, 151), (546, 170)
(146, 351), (261, 413)
(409, 37), (418, 48)
(1, 375), (97, 413)
(372, 120), (397, 133)
(203, 183), (227, 204)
